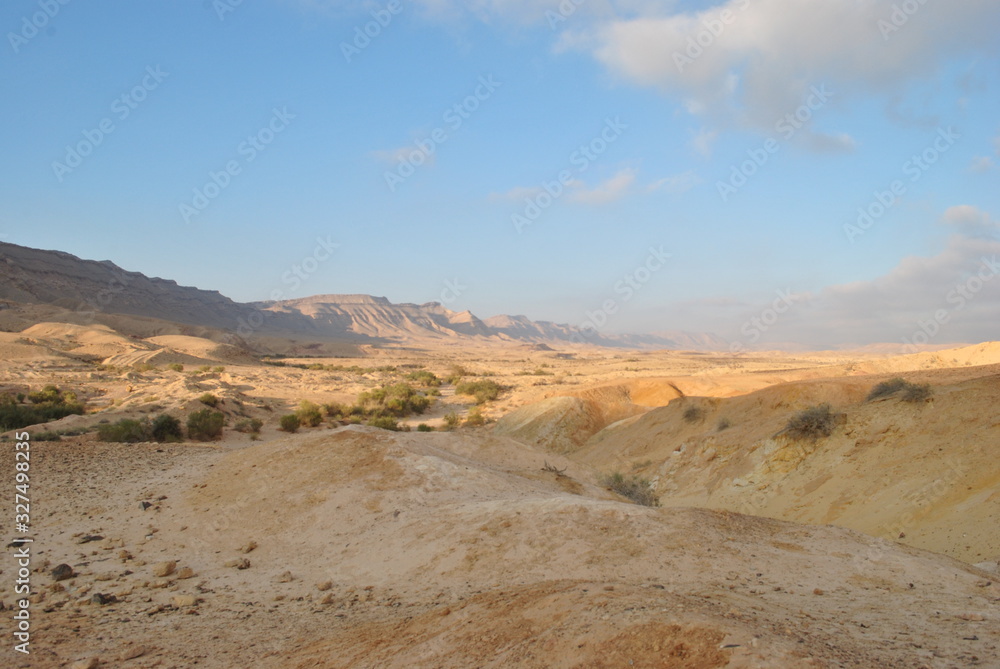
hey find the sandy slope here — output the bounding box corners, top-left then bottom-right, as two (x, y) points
(5, 428), (998, 668)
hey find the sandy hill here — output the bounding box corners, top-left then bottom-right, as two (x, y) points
(498, 360), (1000, 565)
(15, 427), (1000, 668)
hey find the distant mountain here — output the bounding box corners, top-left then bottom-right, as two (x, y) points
(0, 242), (728, 350)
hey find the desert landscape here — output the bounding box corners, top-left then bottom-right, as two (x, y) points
(1, 242), (998, 668)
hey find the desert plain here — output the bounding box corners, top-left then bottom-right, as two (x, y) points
(1, 312), (998, 668)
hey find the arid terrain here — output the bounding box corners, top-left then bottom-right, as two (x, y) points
(1, 314), (999, 668)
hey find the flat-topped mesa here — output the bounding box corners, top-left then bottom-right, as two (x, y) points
(270, 294), (393, 307)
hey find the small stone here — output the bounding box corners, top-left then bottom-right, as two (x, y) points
(70, 658), (99, 669)
(813, 589), (825, 596)
(95, 573), (114, 582)
(51, 564), (75, 582)
(224, 558), (251, 570)
(152, 561), (176, 578)
(319, 592), (335, 605)
(958, 613), (986, 621)
(239, 541), (258, 554)
(176, 567), (195, 580)
(90, 593), (117, 606)
(77, 535), (104, 545)
(119, 646), (148, 661)
(276, 571), (294, 583)
(317, 581), (333, 592)
(118, 550), (133, 561)
(172, 594), (197, 607)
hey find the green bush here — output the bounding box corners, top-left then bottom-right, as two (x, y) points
(323, 402), (347, 418)
(0, 386), (85, 431)
(234, 418), (264, 434)
(212, 366), (226, 373)
(442, 412), (460, 431)
(455, 380), (503, 404)
(366, 416), (400, 431)
(167, 363), (184, 372)
(295, 400), (324, 427)
(279, 414), (300, 433)
(187, 409), (225, 441)
(98, 418), (151, 443)
(416, 423), (434, 432)
(716, 418), (732, 431)
(600, 472), (660, 507)
(198, 393), (220, 408)
(464, 408), (486, 427)
(785, 404), (838, 440)
(406, 370), (441, 387)
(151, 414), (183, 442)
(356, 383), (430, 417)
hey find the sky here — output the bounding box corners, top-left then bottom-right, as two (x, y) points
(1, 0), (998, 350)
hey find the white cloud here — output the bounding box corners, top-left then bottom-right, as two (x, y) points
(583, 0), (1000, 139)
(942, 205), (998, 238)
(647, 170), (700, 195)
(567, 168), (636, 205)
(969, 156), (995, 173)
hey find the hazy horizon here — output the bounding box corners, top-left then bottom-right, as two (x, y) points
(2, 1), (998, 349)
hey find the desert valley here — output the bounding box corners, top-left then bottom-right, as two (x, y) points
(0, 242), (997, 668)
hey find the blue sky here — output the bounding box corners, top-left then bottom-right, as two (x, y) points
(1, 0), (998, 348)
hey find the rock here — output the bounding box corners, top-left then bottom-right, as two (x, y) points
(224, 558), (251, 570)
(140, 501), (152, 510)
(239, 540), (258, 554)
(958, 613), (986, 621)
(152, 561), (176, 577)
(51, 564), (75, 582)
(172, 594), (198, 607)
(90, 593), (117, 606)
(974, 561), (999, 574)
(319, 592), (335, 605)
(317, 580), (333, 592)
(176, 567), (196, 579)
(118, 550), (132, 561)
(119, 646), (148, 661)
(70, 658), (99, 669)
(813, 588), (825, 596)
(276, 571), (294, 583)
(77, 534), (104, 544)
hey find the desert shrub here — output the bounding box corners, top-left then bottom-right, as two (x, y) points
(0, 386), (85, 431)
(98, 418), (151, 443)
(599, 472), (660, 507)
(295, 400), (324, 427)
(198, 393), (220, 408)
(716, 418), (732, 431)
(187, 409), (225, 441)
(442, 412), (460, 431)
(167, 363), (184, 372)
(464, 407), (486, 427)
(323, 402), (346, 418)
(212, 366), (225, 373)
(356, 383), (430, 417)
(901, 383), (932, 403)
(416, 423), (434, 432)
(866, 378), (933, 404)
(785, 404), (838, 440)
(234, 418), (264, 434)
(682, 405), (705, 423)
(151, 414), (183, 443)
(406, 370), (441, 387)
(366, 416), (399, 431)
(32, 431), (63, 441)
(279, 414), (300, 433)
(197, 366), (212, 373)
(455, 379), (503, 404)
